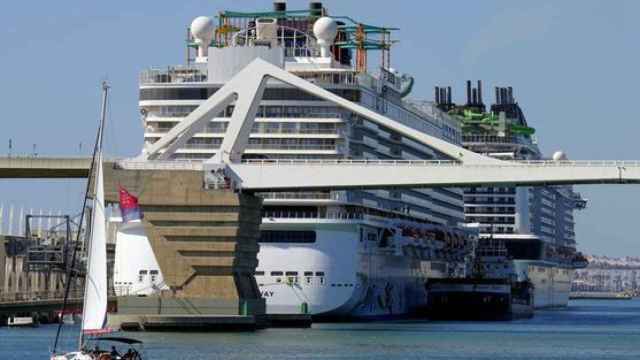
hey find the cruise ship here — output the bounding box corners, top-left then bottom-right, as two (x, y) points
(112, 2), (478, 319)
(432, 81), (588, 308)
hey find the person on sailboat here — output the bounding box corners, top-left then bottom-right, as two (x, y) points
(110, 346), (121, 359)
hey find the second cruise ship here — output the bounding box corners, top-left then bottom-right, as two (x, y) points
(432, 81), (588, 308)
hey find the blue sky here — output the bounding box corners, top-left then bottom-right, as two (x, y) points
(0, 0), (639, 257)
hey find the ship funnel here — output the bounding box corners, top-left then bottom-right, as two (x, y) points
(310, 2), (324, 17)
(273, 2), (286, 12)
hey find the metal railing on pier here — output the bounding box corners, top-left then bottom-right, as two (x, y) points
(0, 290), (83, 305)
(115, 160), (203, 171)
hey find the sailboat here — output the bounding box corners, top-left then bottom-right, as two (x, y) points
(51, 82), (144, 360)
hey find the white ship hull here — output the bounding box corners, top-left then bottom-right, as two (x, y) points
(256, 219), (453, 319)
(514, 261), (573, 308)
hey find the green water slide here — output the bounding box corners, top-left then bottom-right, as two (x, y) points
(455, 109), (535, 136)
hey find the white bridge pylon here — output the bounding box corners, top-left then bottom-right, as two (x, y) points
(143, 58), (493, 164)
(141, 58), (640, 190)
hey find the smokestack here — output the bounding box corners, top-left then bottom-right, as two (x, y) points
(447, 86), (452, 105)
(477, 80), (483, 105)
(495, 87), (500, 105)
(472, 88), (478, 105)
(273, 1), (286, 11)
(440, 88), (446, 105)
(500, 88), (507, 105)
(466, 80), (472, 105)
(309, 2), (323, 17)
(435, 86), (440, 104)
(508, 86), (514, 104)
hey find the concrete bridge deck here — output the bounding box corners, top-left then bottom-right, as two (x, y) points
(0, 156), (92, 178)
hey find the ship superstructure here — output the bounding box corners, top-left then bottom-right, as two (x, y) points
(114, 2), (478, 318)
(432, 81), (588, 307)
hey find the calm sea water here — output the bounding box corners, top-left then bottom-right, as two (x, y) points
(2, 299), (639, 360)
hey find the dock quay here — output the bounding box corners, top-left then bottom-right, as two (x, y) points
(0, 290), (117, 324)
(570, 291), (633, 300)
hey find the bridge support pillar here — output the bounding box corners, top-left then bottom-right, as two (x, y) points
(103, 167), (265, 330)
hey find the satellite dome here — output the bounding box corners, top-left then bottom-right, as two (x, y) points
(313, 17), (338, 45)
(190, 16), (214, 41)
(552, 151), (568, 161)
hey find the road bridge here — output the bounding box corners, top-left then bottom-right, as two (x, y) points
(112, 159), (640, 191)
(0, 156), (91, 178)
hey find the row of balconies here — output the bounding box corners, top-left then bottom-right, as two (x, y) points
(143, 105), (345, 120)
(465, 207), (516, 214)
(144, 122), (344, 137)
(466, 216), (516, 224)
(464, 197), (517, 204)
(465, 187), (517, 194)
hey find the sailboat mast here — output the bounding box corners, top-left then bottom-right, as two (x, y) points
(51, 82), (110, 355)
(78, 81), (110, 349)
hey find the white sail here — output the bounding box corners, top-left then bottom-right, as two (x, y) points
(81, 152), (109, 334)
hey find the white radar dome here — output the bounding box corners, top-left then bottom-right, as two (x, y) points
(190, 16), (214, 41)
(552, 151), (568, 161)
(313, 17), (338, 45)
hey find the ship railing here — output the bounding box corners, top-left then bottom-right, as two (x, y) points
(146, 127), (344, 137)
(239, 159), (640, 167)
(262, 211), (365, 220)
(512, 160), (640, 167)
(140, 65), (208, 84)
(245, 144), (337, 151)
(294, 72), (360, 87)
(257, 128), (343, 135)
(241, 159), (459, 166)
(462, 135), (533, 145)
(258, 191), (333, 200)
(182, 143), (222, 150)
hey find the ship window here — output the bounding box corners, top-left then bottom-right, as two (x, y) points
(304, 271), (313, 276)
(271, 271), (283, 276)
(138, 270), (147, 283)
(285, 271), (298, 275)
(255, 271), (265, 276)
(259, 230), (316, 243)
(150, 270), (159, 275)
(315, 272), (325, 276)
